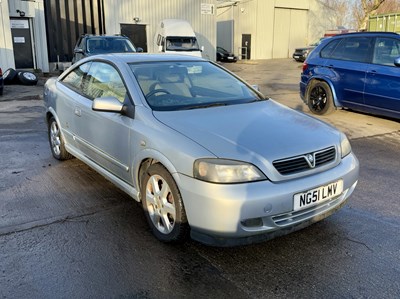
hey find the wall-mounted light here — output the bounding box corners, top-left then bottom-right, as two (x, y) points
(133, 17), (140, 24)
(16, 9), (26, 17)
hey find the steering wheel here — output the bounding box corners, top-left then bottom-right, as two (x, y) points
(145, 89), (171, 98)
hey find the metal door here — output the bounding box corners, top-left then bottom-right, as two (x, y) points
(242, 34), (251, 60)
(121, 24), (148, 52)
(10, 18), (34, 69)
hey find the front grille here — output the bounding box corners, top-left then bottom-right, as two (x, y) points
(272, 193), (343, 227)
(273, 146), (336, 175)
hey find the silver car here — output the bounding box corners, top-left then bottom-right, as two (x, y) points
(44, 54), (359, 246)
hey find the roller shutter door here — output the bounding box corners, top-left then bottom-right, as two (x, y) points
(273, 8), (308, 58)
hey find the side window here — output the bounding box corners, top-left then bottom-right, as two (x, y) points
(84, 62), (127, 103)
(329, 37), (373, 63)
(61, 62), (91, 93)
(372, 37), (400, 66)
(320, 39), (341, 58)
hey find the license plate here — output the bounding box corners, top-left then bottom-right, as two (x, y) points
(294, 55), (300, 58)
(293, 180), (343, 211)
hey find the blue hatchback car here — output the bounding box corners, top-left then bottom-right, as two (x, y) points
(300, 32), (400, 119)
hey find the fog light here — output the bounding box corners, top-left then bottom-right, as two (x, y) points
(241, 217), (263, 228)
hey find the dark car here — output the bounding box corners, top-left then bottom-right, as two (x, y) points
(300, 32), (400, 119)
(292, 38), (326, 62)
(0, 68), (3, 95)
(216, 46), (237, 62)
(72, 34), (142, 63)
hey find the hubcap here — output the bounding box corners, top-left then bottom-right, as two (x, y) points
(145, 174), (176, 234)
(23, 72), (37, 81)
(310, 86), (327, 112)
(50, 121), (61, 156)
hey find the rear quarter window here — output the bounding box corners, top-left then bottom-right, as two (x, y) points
(320, 39), (341, 58)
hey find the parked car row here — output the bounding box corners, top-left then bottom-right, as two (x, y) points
(300, 32), (400, 120)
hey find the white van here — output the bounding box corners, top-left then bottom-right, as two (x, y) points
(154, 19), (203, 57)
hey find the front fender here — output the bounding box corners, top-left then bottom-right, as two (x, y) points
(132, 148), (180, 188)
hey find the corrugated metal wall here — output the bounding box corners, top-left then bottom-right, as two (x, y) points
(44, 0), (105, 63)
(104, 0), (217, 60)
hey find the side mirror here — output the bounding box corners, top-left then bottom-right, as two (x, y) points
(92, 97), (123, 113)
(74, 48), (84, 54)
(201, 46), (204, 52)
(251, 85), (260, 91)
(158, 45), (163, 52)
(136, 47), (144, 53)
(394, 57), (400, 67)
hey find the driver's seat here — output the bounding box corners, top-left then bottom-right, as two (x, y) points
(156, 69), (192, 97)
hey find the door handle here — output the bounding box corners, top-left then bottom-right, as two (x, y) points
(74, 107), (81, 117)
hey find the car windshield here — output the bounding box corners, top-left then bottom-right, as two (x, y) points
(86, 38), (136, 54)
(165, 37), (200, 51)
(310, 38), (325, 47)
(130, 61), (266, 111)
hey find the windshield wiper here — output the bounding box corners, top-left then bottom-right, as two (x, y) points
(182, 103), (228, 110)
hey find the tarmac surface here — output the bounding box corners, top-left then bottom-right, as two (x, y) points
(0, 59), (399, 298)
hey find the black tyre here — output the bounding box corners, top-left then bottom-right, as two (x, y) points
(307, 81), (335, 115)
(3, 68), (18, 85)
(141, 163), (189, 243)
(48, 117), (73, 160)
(17, 71), (38, 86)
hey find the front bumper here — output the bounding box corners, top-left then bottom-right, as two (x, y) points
(293, 53), (307, 62)
(175, 153), (359, 246)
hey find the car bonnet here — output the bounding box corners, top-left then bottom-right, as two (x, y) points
(152, 100), (341, 171)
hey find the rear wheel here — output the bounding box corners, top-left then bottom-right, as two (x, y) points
(307, 81), (335, 115)
(141, 163), (189, 243)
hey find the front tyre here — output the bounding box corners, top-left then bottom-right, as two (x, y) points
(141, 163), (189, 243)
(48, 116), (73, 160)
(307, 81), (335, 115)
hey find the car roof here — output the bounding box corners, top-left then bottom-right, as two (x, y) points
(329, 31), (399, 38)
(82, 34), (130, 39)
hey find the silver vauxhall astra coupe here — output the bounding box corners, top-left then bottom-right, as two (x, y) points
(44, 53), (359, 246)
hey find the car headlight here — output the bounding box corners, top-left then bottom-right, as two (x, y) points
(340, 133), (352, 158)
(194, 158), (267, 184)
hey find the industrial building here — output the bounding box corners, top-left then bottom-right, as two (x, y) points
(0, 0), (335, 73)
(216, 0), (336, 60)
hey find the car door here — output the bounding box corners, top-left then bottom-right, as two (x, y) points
(57, 62), (92, 149)
(73, 61), (133, 183)
(324, 37), (373, 107)
(364, 36), (400, 115)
